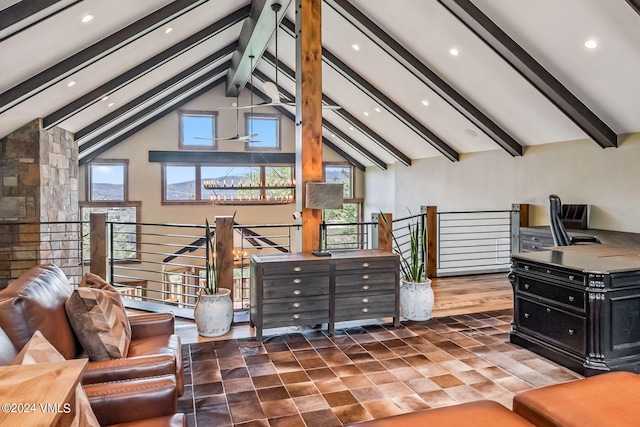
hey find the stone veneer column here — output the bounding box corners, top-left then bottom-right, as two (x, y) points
(0, 119), (79, 288)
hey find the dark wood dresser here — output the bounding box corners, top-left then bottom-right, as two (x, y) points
(510, 249), (640, 376)
(250, 249), (399, 340)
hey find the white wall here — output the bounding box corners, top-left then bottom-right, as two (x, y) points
(366, 132), (640, 233)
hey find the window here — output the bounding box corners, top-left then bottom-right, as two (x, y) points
(322, 164), (363, 249)
(324, 164), (353, 199)
(179, 110), (217, 149)
(87, 160), (128, 201)
(80, 202), (141, 262)
(245, 113), (280, 150)
(162, 163), (295, 204)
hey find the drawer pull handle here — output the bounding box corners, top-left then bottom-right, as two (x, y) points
(293, 302), (300, 308)
(362, 298), (369, 303)
(362, 275), (369, 280)
(546, 308), (551, 313)
(524, 313), (530, 319)
(293, 279), (301, 284)
(546, 269), (551, 274)
(293, 290), (301, 296)
(524, 284), (530, 290)
(293, 267), (302, 272)
(568, 296), (575, 302)
(362, 285), (370, 290)
(362, 308), (369, 313)
(568, 329), (575, 335)
(532, 237), (538, 241)
(293, 314), (300, 320)
(524, 266), (530, 271)
(569, 275), (575, 280)
(362, 262), (369, 268)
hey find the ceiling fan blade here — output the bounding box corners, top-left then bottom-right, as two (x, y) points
(262, 81), (281, 103)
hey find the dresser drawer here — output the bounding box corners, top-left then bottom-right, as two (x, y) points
(262, 262), (330, 277)
(517, 298), (586, 354)
(263, 281), (330, 299)
(263, 309), (330, 327)
(334, 258), (398, 272)
(335, 272), (396, 292)
(518, 277), (585, 311)
(264, 275), (329, 290)
(335, 294), (395, 322)
(263, 297), (329, 314)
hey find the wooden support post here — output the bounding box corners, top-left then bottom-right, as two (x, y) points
(296, 0), (324, 253)
(89, 212), (107, 280)
(377, 212), (393, 252)
(215, 216), (235, 295)
(425, 206), (437, 278)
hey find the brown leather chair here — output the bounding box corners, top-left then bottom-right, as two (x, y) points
(0, 264), (184, 395)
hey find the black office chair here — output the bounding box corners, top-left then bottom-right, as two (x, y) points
(548, 194), (600, 246)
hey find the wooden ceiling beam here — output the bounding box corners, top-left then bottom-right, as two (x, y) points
(438, 0), (618, 149)
(225, 0), (292, 97)
(44, 8), (248, 129)
(0, 0), (80, 41)
(0, 0), (209, 114)
(324, 0), (522, 157)
(262, 50), (411, 166)
(78, 67), (228, 162)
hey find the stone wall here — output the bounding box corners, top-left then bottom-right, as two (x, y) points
(0, 119), (79, 288)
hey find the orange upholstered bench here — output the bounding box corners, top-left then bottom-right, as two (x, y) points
(346, 400), (534, 427)
(513, 371), (640, 427)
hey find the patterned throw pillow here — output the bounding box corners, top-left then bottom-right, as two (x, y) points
(12, 331), (100, 427)
(65, 274), (132, 361)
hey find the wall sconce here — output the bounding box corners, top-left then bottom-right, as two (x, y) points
(305, 182), (344, 256)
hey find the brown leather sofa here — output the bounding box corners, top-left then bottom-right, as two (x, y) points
(0, 264), (183, 395)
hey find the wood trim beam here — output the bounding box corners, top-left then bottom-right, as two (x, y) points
(252, 69), (385, 169)
(75, 43), (236, 141)
(281, 17), (459, 162)
(262, 50), (411, 166)
(44, 8), (248, 129)
(626, 0), (640, 16)
(0, 0), (80, 41)
(79, 75), (226, 165)
(324, 0), (522, 156)
(248, 83), (365, 171)
(148, 151), (296, 164)
(0, 0), (209, 114)
(438, 0), (618, 149)
(226, 0), (292, 96)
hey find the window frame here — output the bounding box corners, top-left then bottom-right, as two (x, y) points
(86, 159), (129, 202)
(179, 110), (218, 150)
(244, 112), (281, 151)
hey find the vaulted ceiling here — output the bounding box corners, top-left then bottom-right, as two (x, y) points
(1, 0), (639, 170)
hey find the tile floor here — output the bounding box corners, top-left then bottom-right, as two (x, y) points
(178, 309), (583, 426)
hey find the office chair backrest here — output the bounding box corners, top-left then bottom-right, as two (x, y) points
(549, 194), (571, 246)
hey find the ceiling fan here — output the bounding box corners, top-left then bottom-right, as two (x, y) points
(222, 2), (340, 111)
(196, 83), (259, 142)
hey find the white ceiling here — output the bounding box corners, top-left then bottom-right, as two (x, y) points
(0, 0), (638, 169)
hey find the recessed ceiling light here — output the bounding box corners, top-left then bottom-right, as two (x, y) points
(421, 100), (429, 106)
(165, 27), (174, 34)
(67, 81), (76, 87)
(584, 39), (598, 49)
(349, 126), (355, 131)
(107, 102), (115, 108)
(465, 129), (478, 137)
(449, 48), (459, 56)
(331, 134), (336, 137)
(101, 95), (109, 101)
(81, 14), (94, 23)
(374, 107), (381, 113)
(352, 44), (360, 51)
(364, 111), (369, 116)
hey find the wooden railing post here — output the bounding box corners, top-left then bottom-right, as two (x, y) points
(377, 212), (393, 252)
(215, 216), (235, 296)
(89, 212), (107, 280)
(425, 206), (437, 278)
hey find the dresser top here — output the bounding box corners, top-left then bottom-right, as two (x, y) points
(512, 249), (640, 274)
(251, 249), (398, 264)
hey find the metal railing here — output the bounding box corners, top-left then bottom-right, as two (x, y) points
(436, 209), (514, 276)
(324, 220), (377, 250)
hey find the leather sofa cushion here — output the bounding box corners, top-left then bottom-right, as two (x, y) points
(0, 264), (78, 359)
(513, 371), (640, 427)
(66, 285), (132, 361)
(0, 327), (18, 366)
(107, 414), (186, 427)
(12, 330), (100, 427)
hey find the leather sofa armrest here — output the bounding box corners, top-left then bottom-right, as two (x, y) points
(128, 313), (175, 339)
(83, 354), (176, 386)
(85, 374), (178, 426)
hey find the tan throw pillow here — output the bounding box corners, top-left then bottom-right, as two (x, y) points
(80, 272), (117, 292)
(12, 331), (100, 427)
(66, 281), (132, 361)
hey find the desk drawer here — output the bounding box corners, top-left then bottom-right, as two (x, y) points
(517, 277), (585, 311)
(517, 262), (585, 286)
(517, 298), (586, 355)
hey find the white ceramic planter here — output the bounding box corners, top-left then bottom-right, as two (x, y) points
(400, 278), (434, 321)
(194, 288), (233, 337)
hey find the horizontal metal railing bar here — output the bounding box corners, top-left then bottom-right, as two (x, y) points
(440, 231), (511, 236)
(439, 242), (511, 249)
(438, 263), (510, 270)
(439, 248), (510, 256)
(439, 255), (511, 263)
(439, 225), (510, 230)
(437, 209), (514, 215)
(438, 215), (510, 221)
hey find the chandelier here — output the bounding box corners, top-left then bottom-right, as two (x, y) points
(203, 178), (295, 205)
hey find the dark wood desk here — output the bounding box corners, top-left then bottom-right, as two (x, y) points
(510, 247), (640, 376)
(520, 226), (640, 252)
